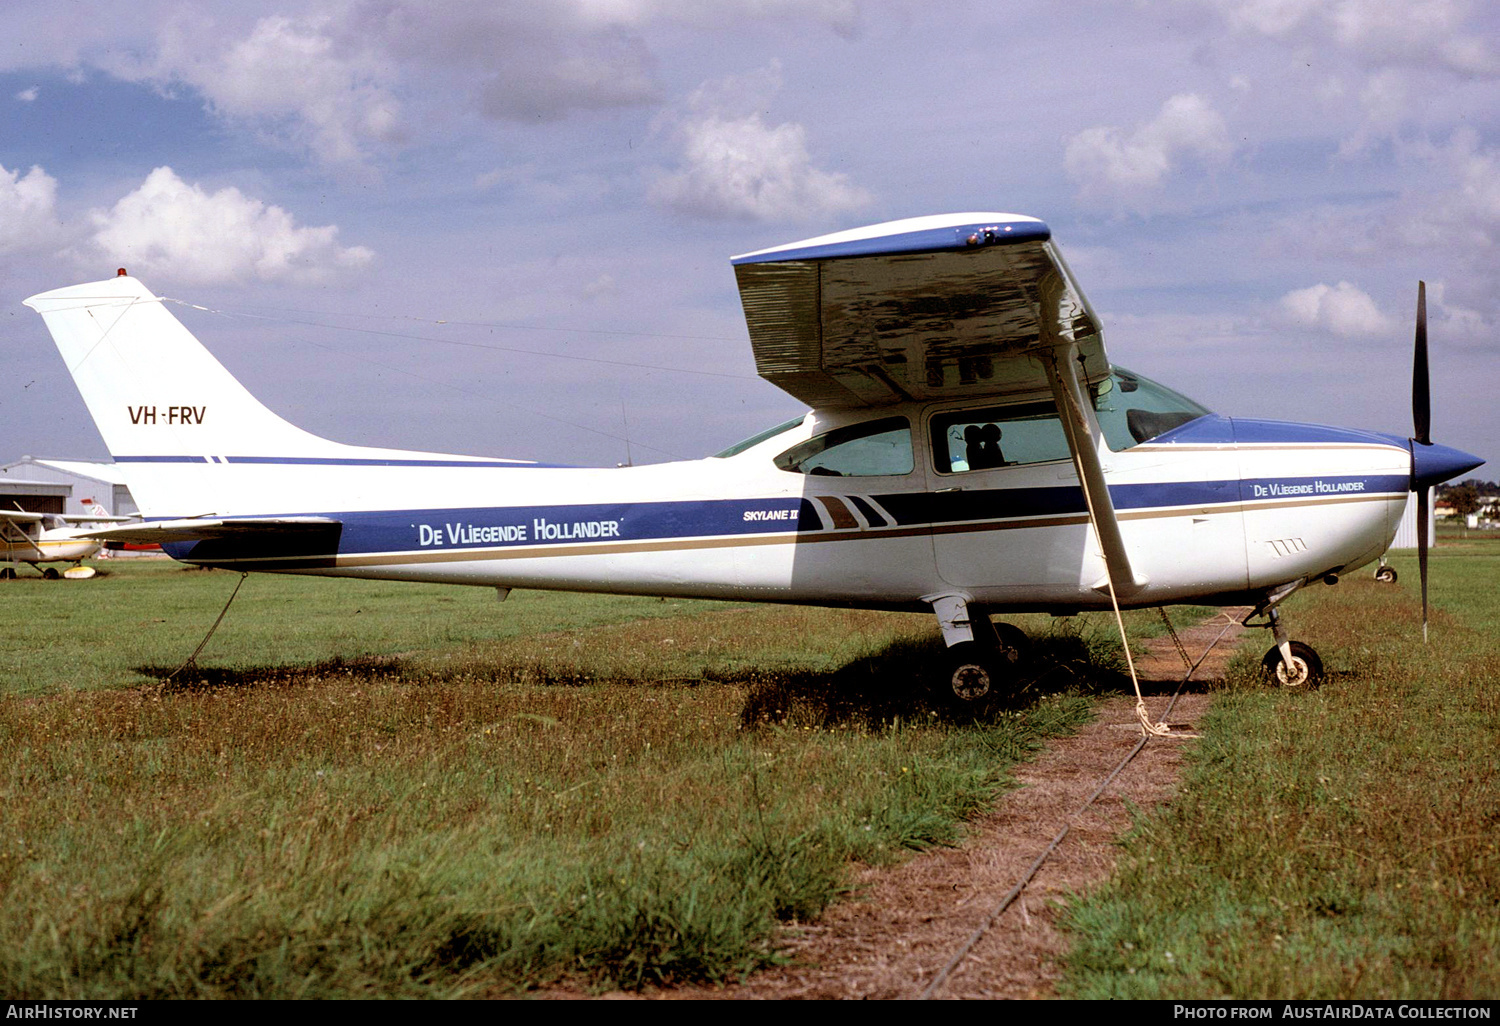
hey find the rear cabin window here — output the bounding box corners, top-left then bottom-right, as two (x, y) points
(930, 402), (1072, 474)
(774, 417), (913, 477)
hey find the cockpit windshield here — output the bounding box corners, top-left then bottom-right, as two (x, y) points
(712, 415), (806, 458)
(1093, 368), (1211, 449)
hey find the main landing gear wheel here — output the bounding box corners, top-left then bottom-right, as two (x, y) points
(1375, 565), (1398, 584)
(42, 567), (60, 580)
(1262, 641), (1324, 689)
(945, 642), (1004, 703)
(0, 567), (15, 580)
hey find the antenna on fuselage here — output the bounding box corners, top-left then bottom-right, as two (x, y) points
(617, 388), (634, 468)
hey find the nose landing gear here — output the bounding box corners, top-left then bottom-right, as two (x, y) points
(1247, 587), (1325, 689)
(1261, 637), (1323, 688)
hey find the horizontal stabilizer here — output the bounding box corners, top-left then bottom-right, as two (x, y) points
(58, 513), (136, 524)
(80, 516), (342, 544)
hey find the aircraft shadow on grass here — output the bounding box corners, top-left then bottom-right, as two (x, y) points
(132, 627), (1158, 728)
(132, 654), (409, 691)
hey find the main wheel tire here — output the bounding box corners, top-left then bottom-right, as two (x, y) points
(42, 567), (60, 580)
(1262, 641), (1324, 689)
(1375, 566), (1398, 583)
(0, 567), (15, 580)
(945, 642), (1002, 702)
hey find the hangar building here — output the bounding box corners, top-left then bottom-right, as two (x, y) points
(0, 457), (138, 517)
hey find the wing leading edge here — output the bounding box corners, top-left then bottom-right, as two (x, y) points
(731, 213), (1108, 409)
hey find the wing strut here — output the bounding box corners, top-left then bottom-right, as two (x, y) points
(1040, 337), (1146, 599)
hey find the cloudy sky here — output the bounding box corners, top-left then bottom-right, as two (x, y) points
(3, 0), (1496, 472)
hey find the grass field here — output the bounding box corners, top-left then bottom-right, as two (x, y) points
(1, 560), (1121, 998)
(1060, 539), (1500, 1000)
(8, 543), (1494, 999)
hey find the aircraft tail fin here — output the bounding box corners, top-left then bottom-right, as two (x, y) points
(26, 274), (537, 520)
(24, 274), (341, 463)
(24, 274), (408, 518)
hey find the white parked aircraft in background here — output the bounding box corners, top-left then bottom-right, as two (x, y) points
(23, 213), (1481, 696)
(0, 506), (131, 579)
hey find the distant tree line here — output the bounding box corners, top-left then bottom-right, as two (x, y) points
(1437, 479), (1500, 520)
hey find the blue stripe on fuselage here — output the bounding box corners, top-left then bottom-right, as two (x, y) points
(158, 471), (1406, 566)
(163, 497), (820, 562)
(875, 475), (1406, 527)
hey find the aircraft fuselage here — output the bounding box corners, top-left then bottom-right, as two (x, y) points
(138, 400), (1413, 616)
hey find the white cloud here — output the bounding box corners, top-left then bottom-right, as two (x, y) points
(351, 2), (665, 124)
(1216, 0), (1321, 36)
(1280, 281), (1394, 336)
(571, 0), (862, 35)
(1198, 0), (1496, 155)
(0, 163), (64, 257)
(650, 63), (869, 222)
(1208, 0), (1496, 76)
(85, 167), (373, 285)
(651, 112), (870, 221)
(1377, 130), (1500, 289)
(1424, 281), (1493, 343)
(471, 28), (660, 121)
(9, 2), (871, 175)
(15, 86), (38, 102)
(140, 13), (404, 167)
(1065, 93), (1232, 208)
(583, 272), (617, 299)
(1424, 131), (1500, 244)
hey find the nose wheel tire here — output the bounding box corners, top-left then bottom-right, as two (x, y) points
(1261, 641), (1324, 689)
(1375, 566), (1398, 583)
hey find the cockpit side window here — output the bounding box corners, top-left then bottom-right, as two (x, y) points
(930, 401), (1071, 474)
(774, 417), (913, 477)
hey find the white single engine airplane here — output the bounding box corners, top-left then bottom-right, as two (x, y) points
(0, 507), (130, 579)
(23, 213), (1482, 695)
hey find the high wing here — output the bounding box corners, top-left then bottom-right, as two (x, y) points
(731, 213), (1108, 409)
(734, 212), (1142, 596)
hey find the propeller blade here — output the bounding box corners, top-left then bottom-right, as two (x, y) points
(1417, 484), (1430, 644)
(1413, 281), (1430, 446)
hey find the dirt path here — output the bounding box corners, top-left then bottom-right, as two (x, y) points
(644, 612), (1251, 1001)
